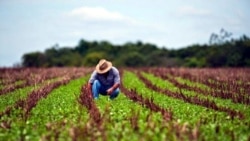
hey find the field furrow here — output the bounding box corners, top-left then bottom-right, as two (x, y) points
(157, 68), (250, 103)
(141, 71), (250, 118)
(123, 70), (250, 141)
(138, 71), (247, 119)
(0, 67), (249, 141)
(0, 67), (90, 96)
(0, 76), (90, 140)
(153, 70), (250, 105)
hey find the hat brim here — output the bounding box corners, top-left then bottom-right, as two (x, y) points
(96, 61), (112, 74)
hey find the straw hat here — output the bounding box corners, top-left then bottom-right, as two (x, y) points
(96, 59), (112, 74)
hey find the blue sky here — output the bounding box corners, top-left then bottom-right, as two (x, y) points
(0, 0), (249, 67)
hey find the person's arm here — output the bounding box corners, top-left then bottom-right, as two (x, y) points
(107, 67), (120, 95)
(107, 83), (120, 95)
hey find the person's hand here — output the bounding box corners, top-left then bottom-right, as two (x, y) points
(106, 87), (114, 95)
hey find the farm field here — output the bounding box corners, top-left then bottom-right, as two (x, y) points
(0, 67), (250, 141)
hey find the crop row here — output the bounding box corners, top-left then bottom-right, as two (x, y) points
(0, 77), (90, 140)
(141, 71), (250, 118)
(0, 67), (91, 95)
(123, 70), (250, 141)
(0, 68), (249, 141)
(146, 68), (250, 100)
(74, 71), (183, 140)
(136, 71), (244, 119)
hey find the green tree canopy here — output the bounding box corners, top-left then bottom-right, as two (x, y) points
(21, 35), (250, 68)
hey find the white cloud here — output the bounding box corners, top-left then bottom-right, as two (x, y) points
(63, 6), (160, 45)
(68, 6), (134, 23)
(177, 5), (211, 17)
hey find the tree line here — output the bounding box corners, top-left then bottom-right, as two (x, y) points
(22, 34), (250, 68)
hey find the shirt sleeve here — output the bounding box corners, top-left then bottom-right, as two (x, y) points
(113, 67), (120, 84)
(88, 70), (97, 84)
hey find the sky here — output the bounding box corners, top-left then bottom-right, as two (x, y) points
(0, 0), (250, 67)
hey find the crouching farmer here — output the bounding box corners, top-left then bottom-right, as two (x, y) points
(87, 59), (120, 100)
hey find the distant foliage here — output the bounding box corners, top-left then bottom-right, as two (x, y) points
(22, 35), (250, 67)
(209, 28), (233, 45)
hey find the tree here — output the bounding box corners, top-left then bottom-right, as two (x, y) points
(206, 47), (227, 67)
(209, 28), (232, 45)
(22, 52), (45, 67)
(21, 34), (250, 68)
(123, 52), (146, 67)
(83, 52), (107, 67)
(75, 39), (90, 55)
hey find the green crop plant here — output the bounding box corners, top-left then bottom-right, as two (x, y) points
(142, 72), (250, 118)
(0, 76), (89, 140)
(0, 77), (62, 112)
(123, 71), (250, 141)
(0, 86), (34, 112)
(0, 68), (249, 141)
(95, 93), (167, 141)
(174, 76), (210, 90)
